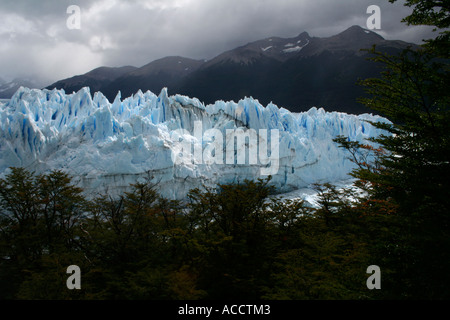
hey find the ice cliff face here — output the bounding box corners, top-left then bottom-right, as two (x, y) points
(0, 87), (388, 199)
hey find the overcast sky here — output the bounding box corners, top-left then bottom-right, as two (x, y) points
(0, 0), (437, 85)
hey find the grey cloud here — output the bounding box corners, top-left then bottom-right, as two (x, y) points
(0, 0), (97, 18)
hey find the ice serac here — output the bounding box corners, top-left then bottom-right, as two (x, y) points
(0, 87), (389, 199)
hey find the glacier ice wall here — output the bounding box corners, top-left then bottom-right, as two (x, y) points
(0, 87), (388, 199)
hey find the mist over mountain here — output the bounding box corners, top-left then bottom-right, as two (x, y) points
(0, 77), (44, 99)
(45, 25), (416, 114)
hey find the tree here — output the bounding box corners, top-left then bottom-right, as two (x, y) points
(185, 177), (277, 299)
(388, 0), (450, 58)
(37, 170), (85, 253)
(333, 0), (450, 298)
(0, 168), (87, 299)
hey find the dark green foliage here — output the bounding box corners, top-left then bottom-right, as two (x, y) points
(185, 178), (278, 299)
(0, 169), (390, 300)
(389, 0), (449, 58)
(0, 168), (86, 299)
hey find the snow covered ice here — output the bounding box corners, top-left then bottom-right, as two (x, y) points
(0, 87), (389, 199)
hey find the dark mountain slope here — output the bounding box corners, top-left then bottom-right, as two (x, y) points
(47, 66), (137, 95)
(101, 56), (204, 100)
(46, 25), (417, 114)
(174, 26), (415, 113)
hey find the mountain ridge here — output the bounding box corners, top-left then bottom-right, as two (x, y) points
(45, 25), (417, 114)
(45, 65), (137, 97)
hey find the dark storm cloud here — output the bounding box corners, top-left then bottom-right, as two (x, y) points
(0, 0), (438, 84)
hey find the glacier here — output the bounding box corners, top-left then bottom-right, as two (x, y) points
(0, 86), (388, 200)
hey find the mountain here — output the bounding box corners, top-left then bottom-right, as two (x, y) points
(47, 65), (137, 95)
(176, 25), (415, 114)
(101, 56), (204, 100)
(199, 31), (313, 66)
(0, 77), (42, 99)
(46, 25), (416, 114)
(0, 86), (388, 200)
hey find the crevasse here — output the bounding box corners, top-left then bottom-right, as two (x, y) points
(0, 86), (389, 199)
